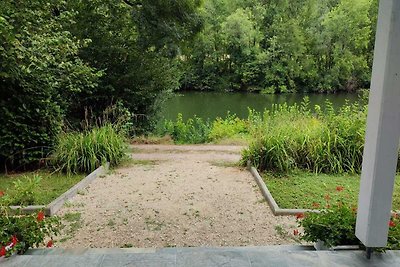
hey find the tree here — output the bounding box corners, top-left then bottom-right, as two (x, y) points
(179, 0), (376, 94)
(0, 0), (100, 170)
(65, 0), (203, 133)
(320, 0), (372, 91)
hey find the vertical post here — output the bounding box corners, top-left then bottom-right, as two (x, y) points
(356, 0), (400, 248)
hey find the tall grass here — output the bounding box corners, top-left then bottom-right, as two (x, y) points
(159, 94), (398, 174)
(51, 124), (126, 174)
(242, 98), (368, 174)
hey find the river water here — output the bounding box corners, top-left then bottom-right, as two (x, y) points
(160, 91), (361, 121)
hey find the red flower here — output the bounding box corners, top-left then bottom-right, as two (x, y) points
(324, 194), (331, 201)
(11, 236), (18, 246)
(293, 229), (299, 236)
(296, 213), (305, 219)
(46, 240), (54, 248)
(0, 191), (4, 197)
(389, 220), (396, 227)
(336, 186), (344, 192)
(37, 211), (45, 222)
(0, 246), (5, 257)
(392, 212), (399, 219)
(312, 202), (320, 208)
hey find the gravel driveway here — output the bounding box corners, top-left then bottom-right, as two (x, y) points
(57, 145), (297, 248)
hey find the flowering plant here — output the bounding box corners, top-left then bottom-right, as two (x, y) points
(296, 201), (400, 249)
(0, 191), (60, 257)
(387, 214), (400, 250)
(297, 203), (360, 248)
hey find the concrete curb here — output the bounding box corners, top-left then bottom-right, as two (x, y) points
(247, 161), (319, 216)
(10, 163), (109, 216)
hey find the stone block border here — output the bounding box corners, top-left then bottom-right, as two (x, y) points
(10, 163), (109, 216)
(247, 161), (319, 216)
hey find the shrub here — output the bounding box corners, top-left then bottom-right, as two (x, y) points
(296, 204), (400, 250)
(298, 203), (360, 248)
(51, 124), (126, 174)
(0, 2), (100, 172)
(0, 191), (60, 256)
(161, 113), (249, 144)
(161, 114), (211, 144)
(209, 113), (248, 141)
(9, 175), (41, 206)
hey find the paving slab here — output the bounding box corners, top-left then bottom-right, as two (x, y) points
(2, 247), (400, 267)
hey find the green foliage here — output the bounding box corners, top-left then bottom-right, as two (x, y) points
(0, 172), (83, 206)
(298, 204), (400, 249)
(0, 195), (60, 255)
(298, 204), (360, 247)
(387, 216), (400, 250)
(161, 112), (251, 144)
(0, 0), (203, 171)
(0, 1), (101, 170)
(10, 175), (41, 206)
(52, 124), (126, 174)
(242, 98), (369, 174)
(65, 0), (203, 133)
(161, 114), (211, 144)
(180, 0), (377, 93)
(209, 114), (248, 140)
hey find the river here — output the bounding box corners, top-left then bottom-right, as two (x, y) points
(160, 91), (361, 121)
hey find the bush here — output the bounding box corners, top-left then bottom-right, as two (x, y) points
(161, 113), (250, 144)
(298, 203), (360, 248)
(161, 114), (211, 144)
(0, 190), (60, 256)
(208, 113), (248, 141)
(51, 124), (126, 174)
(297, 203), (400, 250)
(9, 175), (41, 206)
(0, 2), (100, 172)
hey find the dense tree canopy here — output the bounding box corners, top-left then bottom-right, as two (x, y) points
(0, 0), (379, 170)
(0, 0), (202, 170)
(0, 0), (100, 170)
(180, 0), (377, 93)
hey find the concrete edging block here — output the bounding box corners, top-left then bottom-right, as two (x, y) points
(247, 161), (319, 216)
(9, 163), (109, 216)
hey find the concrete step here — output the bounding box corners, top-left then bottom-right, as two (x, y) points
(1, 246), (399, 267)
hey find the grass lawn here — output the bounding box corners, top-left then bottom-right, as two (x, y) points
(263, 171), (400, 211)
(0, 171), (83, 205)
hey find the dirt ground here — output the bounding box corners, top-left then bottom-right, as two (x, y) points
(57, 145), (297, 248)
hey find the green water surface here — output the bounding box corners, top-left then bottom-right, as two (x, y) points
(160, 91), (360, 121)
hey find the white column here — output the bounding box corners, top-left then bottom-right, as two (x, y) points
(355, 0), (400, 247)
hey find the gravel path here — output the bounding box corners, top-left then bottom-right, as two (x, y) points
(57, 145), (297, 248)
